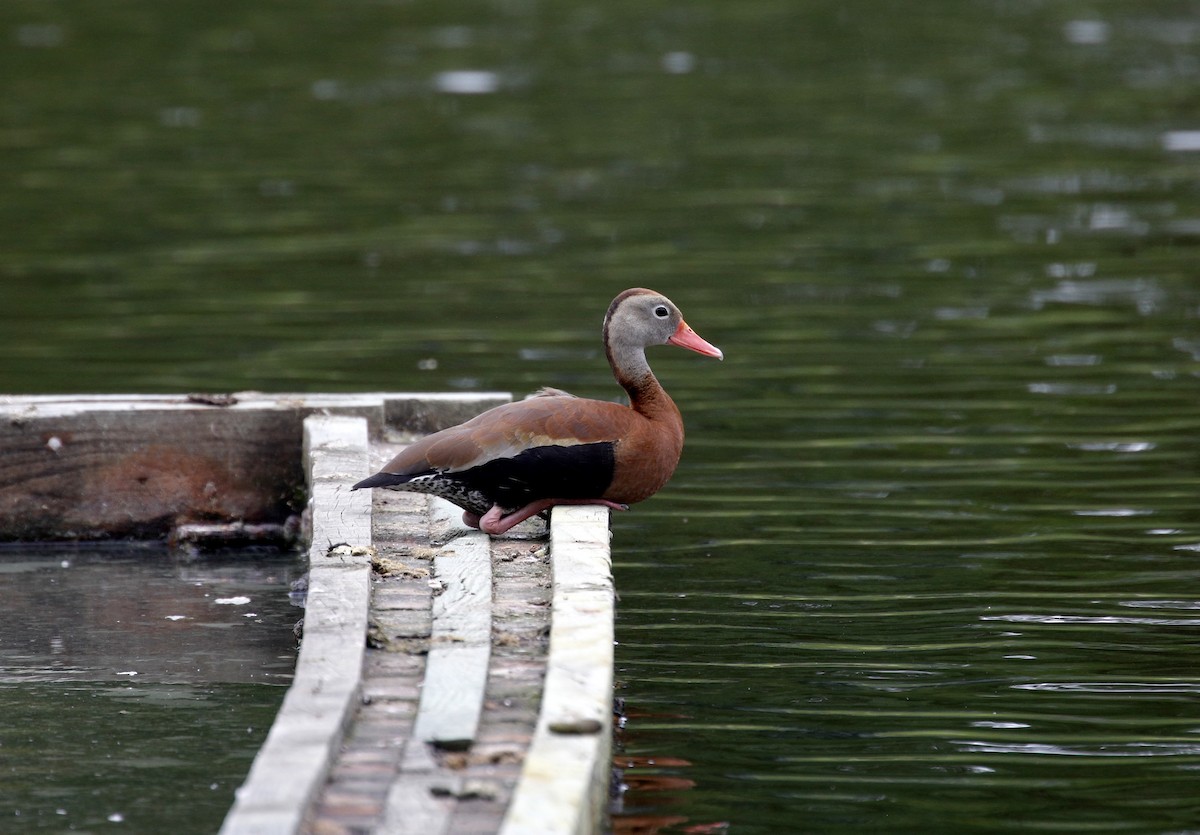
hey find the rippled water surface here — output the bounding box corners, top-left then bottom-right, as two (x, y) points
(3, 0), (1200, 831)
(0, 551), (300, 831)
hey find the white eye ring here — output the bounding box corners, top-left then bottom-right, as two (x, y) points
(653, 304), (670, 318)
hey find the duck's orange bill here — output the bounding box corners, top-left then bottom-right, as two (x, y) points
(668, 321), (724, 360)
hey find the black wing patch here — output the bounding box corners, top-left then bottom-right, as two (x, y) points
(454, 441), (616, 510)
(352, 442), (616, 514)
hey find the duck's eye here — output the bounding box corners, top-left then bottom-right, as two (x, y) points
(653, 305), (670, 318)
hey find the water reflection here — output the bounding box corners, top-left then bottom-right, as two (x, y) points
(434, 69), (503, 95)
(2, 681), (285, 832)
(0, 550), (300, 685)
(0, 550), (299, 831)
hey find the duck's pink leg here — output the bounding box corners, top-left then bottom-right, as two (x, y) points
(476, 498), (629, 536)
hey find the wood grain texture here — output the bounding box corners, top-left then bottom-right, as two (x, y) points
(304, 417), (373, 568)
(220, 415), (372, 835)
(500, 505), (614, 835)
(411, 530), (493, 749)
(0, 393), (509, 540)
(379, 523), (494, 834)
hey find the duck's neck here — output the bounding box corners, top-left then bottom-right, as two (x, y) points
(606, 341), (683, 426)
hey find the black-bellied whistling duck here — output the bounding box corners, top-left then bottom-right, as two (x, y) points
(352, 288), (722, 534)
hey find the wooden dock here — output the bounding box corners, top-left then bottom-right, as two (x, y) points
(0, 394), (616, 835)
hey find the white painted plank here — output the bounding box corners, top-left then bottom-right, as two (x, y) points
(220, 416), (372, 835)
(378, 772), (453, 835)
(414, 644), (491, 750)
(304, 417), (373, 566)
(430, 533), (493, 643)
(428, 495), (474, 545)
(378, 531), (493, 834)
(500, 505), (614, 835)
(411, 532), (493, 749)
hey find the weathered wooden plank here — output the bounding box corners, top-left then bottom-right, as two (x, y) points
(376, 505), (494, 835)
(220, 415), (372, 835)
(0, 392), (509, 540)
(382, 730), (456, 835)
(429, 528), (493, 645)
(380, 771), (454, 835)
(304, 416), (373, 568)
(412, 523), (493, 749)
(0, 403), (309, 540)
(500, 505), (614, 835)
(428, 490), (474, 545)
(416, 644), (492, 746)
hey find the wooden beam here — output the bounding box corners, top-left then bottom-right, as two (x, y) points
(220, 415), (372, 835)
(411, 522), (493, 749)
(0, 392), (508, 541)
(499, 505), (614, 835)
(378, 501), (494, 834)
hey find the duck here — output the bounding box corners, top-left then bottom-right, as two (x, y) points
(351, 288), (722, 535)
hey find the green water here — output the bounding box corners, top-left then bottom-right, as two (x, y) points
(4, 0), (1200, 831)
(0, 551), (300, 832)
(1, 682), (284, 832)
